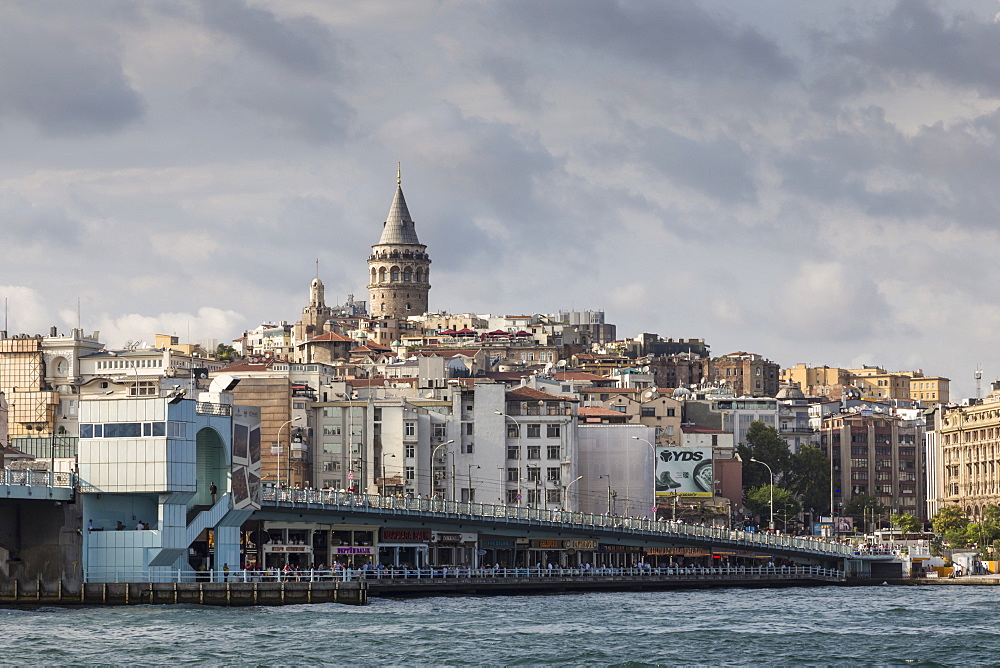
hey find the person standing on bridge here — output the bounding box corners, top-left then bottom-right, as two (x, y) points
(210, 481), (218, 504)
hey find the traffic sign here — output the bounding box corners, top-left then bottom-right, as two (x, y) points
(348, 472), (354, 480)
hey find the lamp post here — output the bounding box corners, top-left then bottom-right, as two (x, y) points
(631, 436), (657, 517)
(431, 439), (454, 500)
(277, 416), (302, 488)
(496, 411), (522, 505)
(750, 457), (775, 531)
(381, 453), (396, 497)
(598, 474), (616, 515)
(563, 475), (583, 511)
(467, 464), (480, 502)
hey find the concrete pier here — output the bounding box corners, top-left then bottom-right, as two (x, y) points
(0, 579), (367, 606)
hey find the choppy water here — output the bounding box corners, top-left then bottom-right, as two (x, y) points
(1, 585), (998, 665)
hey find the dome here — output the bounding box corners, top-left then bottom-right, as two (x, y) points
(672, 387), (692, 398)
(776, 385), (805, 400)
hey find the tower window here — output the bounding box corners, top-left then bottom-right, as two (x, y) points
(406, 303), (411, 311)
(391, 268), (400, 282)
(403, 268), (412, 282)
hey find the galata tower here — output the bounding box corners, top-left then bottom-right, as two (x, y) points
(367, 166), (431, 318)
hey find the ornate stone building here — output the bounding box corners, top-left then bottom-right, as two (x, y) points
(367, 169), (431, 319)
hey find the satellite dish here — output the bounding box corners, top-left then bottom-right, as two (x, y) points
(643, 390), (654, 400)
(424, 392), (434, 399)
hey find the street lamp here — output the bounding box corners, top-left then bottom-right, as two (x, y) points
(563, 475), (583, 511)
(598, 474), (616, 515)
(467, 464), (480, 502)
(750, 457), (775, 531)
(431, 439), (454, 499)
(381, 453), (396, 497)
(278, 416), (303, 488)
(632, 436), (657, 517)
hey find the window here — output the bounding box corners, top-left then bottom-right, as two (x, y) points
(547, 445), (560, 459)
(322, 461), (341, 472)
(405, 466), (415, 481)
(293, 402), (305, 409)
(405, 444), (415, 458)
(462, 441), (474, 454)
(507, 445), (520, 460)
(323, 425), (342, 436)
(527, 445), (541, 459)
(130, 381), (157, 397)
(527, 468), (541, 482)
(546, 489), (561, 503)
(507, 468), (520, 482)
(641, 407), (656, 418)
(433, 423), (447, 439)
(465, 423), (474, 436)
(547, 467), (560, 482)
(666, 408), (676, 417)
(612, 405), (627, 413)
(527, 424), (541, 438)
(507, 424), (519, 438)
(322, 442), (339, 454)
(405, 421), (416, 437)
(527, 490), (540, 505)
(506, 489), (520, 504)
(546, 424), (561, 438)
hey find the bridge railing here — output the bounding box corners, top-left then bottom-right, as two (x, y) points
(0, 468), (75, 488)
(83, 564), (844, 584)
(261, 489), (854, 557)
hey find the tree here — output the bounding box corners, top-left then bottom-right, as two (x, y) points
(930, 505), (969, 545)
(788, 445), (831, 516)
(737, 421), (791, 491)
(744, 485), (800, 530)
(216, 343), (239, 361)
(890, 513), (921, 535)
(843, 495), (885, 531)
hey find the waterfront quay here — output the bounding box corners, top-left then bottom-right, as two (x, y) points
(0, 565), (842, 607)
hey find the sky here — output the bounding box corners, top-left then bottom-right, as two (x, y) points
(2, 0), (1000, 400)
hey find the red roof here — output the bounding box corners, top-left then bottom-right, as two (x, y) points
(455, 328), (476, 335)
(578, 407), (627, 417)
(439, 329), (457, 336)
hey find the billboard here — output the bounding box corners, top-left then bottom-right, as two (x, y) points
(232, 405), (262, 511)
(655, 446), (713, 498)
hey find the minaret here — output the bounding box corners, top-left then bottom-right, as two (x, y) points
(367, 165), (431, 319)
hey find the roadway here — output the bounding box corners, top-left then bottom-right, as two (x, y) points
(258, 489), (859, 566)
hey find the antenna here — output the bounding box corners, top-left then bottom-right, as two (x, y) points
(976, 363), (983, 401)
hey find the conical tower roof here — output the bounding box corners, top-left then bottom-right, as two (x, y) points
(377, 185), (420, 245)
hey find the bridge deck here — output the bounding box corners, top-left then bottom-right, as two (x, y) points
(261, 489), (860, 562)
(0, 469), (74, 501)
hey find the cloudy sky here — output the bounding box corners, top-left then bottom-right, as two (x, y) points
(2, 0), (999, 398)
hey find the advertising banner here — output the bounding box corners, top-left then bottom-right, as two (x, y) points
(655, 446), (713, 498)
(232, 405), (262, 510)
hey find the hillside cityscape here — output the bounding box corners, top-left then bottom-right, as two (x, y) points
(1, 174), (991, 558)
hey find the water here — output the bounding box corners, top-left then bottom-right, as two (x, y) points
(1, 585), (998, 665)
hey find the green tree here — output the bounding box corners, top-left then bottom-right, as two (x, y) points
(843, 495), (885, 532)
(930, 505), (969, 545)
(788, 445), (831, 516)
(890, 513), (922, 535)
(216, 343), (239, 361)
(737, 421), (791, 491)
(744, 485), (801, 530)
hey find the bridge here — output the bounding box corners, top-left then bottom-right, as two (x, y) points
(0, 469), (75, 501)
(259, 488), (858, 566)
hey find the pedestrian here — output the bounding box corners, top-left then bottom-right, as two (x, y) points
(210, 481), (218, 504)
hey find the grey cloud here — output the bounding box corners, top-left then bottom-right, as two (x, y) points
(493, 0), (797, 84)
(630, 126), (757, 205)
(199, 0), (343, 78)
(0, 15), (143, 134)
(0, 198), (83, 248)
(827, 0), (1000, 96)
(475, 53), (542, 111)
